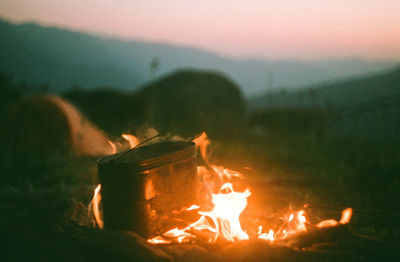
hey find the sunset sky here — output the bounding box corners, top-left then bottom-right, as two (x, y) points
(1, 0), (399, 60)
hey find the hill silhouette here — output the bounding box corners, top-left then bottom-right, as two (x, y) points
(249, 66), (400, 141)
(250, 66), (400, 109)
(0, 18), (397, 96)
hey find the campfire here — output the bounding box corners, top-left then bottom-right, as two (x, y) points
(89, 131), (353, 250)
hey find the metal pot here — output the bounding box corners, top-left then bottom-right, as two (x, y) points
(97, 141), (197, 237)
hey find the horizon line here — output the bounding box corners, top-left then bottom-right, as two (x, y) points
(1, 15), (399, 63)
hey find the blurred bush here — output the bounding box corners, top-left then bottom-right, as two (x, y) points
(64, 69), (247, 140)
(63, 87), (139, 137)
(0, 72), (21, 128)
(136, 69), (246, 139)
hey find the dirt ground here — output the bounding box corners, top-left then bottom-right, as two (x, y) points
(1, 166), (399, 262)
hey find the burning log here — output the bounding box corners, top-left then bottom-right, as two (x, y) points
(97, 141), (198, 238)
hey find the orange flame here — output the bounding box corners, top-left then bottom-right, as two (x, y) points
(100, 131), (355, 245)
(147, 181), (251, 244)
(172, 204), (200, 215)
(339, 208), (353, 224)
(88, 184), (103, 229)
(273, 210), (308, 240)
(315, 219), (339, 228)
(258, 226), (275, 242)
(212, 165), (244, 180)
(147, 236), (172, 245)
(107, 140), (117, 154)
(199, 183), (250, 242)
(122, 133), (139, 149)
(106, 133), (139, 154)
(186, 204), (200, 211)
(257, 207), (353, 242)
(192, 132), (210, 161)
(295, 210), (307, 232)
(316, 207), (353, 229)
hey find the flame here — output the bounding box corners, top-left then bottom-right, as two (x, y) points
(258, 226), (275, 242)
(271, 210), (308, 240)
(88, 184), (103, 229)
(145, 133), (353, 245)
(199, 183), (250, 242)
(316, 207), (353, 228)
(192, 132), (210, 160)
(163, 228), (193, 243)
(339, 208), (352, 224)
(296, 210), (307, 231)
(122, 133), (139, 149)
(98, 132), (355, 246)
(256, 207), (353, 242)
(172, 204), (200, 215)
(147, 227), (196, 244)
(212, 165), (244, 180)
(147, 181), (251, 244)
(106, 133), (139, 154)
(186, 204), (200, 211)
(315, 219), (339, 228)
(107, 140), (117, 154)
(147, 236), (172, 245)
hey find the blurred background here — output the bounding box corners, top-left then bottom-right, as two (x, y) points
(0, 1), (399, 260)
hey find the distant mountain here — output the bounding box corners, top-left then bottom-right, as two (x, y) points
(249, 67), (400, 141)
(0, 18), (397, 96)
(250, 66), (400, 109)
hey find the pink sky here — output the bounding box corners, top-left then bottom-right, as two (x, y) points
(1, 0), (399, 60)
